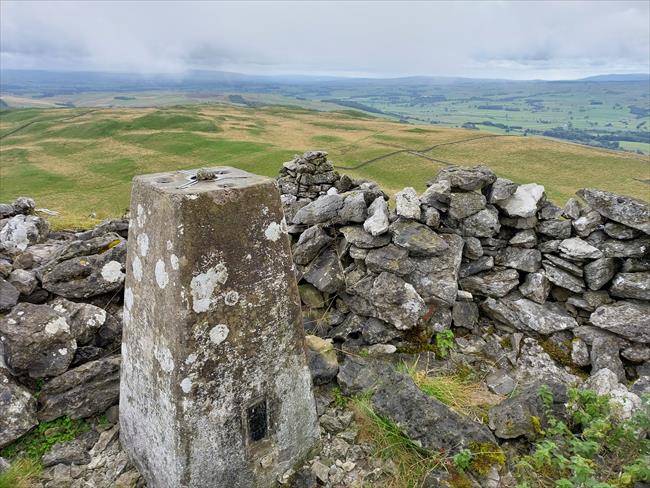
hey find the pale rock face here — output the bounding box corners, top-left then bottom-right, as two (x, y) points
(571, 338), (591, 367)
(430, 165), (496, 191)
(519, 271), (551, 304)
(338, 192), (367, 223)
(559, 237), (603, 260)
(292, 194), (344, 225)
(0, 214), (49, 252)
(585, 369), (642, 420)
(363, 197), (390, 236)
(395, 187), (421, 220)
(497, 183), (545, 218)
(577, 188), (650, 234)
(448, 192), (486, 220)
(609, 272), (650, 300)
(0, 303), (76, 378)
(480, 297), (578, 334)
(0, 371), (38, 448)
(589, 300), (650, 343)
(514, 338), (581, 386)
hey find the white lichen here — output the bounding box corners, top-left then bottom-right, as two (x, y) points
(131, 255), (143, 282)
(136, 204), (146, 228)
(224, 290), (239, 306)
(170, 254), (180, 270)
(44, 316), (70, 335)
(180, 377), (193, 393)
(101, 260), (125, 283)
(190, 263), (228, 313)
(209, 324), (229, 345)
(137, 233), (149, 257)
(155, 259), (169, 289)
(154, 345), (175, 373)
(124, 287), (134, 310)
(264, 219), (287, 242)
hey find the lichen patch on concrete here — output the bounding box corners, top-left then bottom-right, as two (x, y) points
(189, 263), (228, 313)
(208, 324), (229, 345)
(136, 204), (146, 228)
(137, 233), (149, 257)
(131, 256), (143, 282)
(180, 377), (193, 393)
(124, 287), (134, 310)
(224, 290), (239, 306)
(155, 259), (169, 289)
(264, 218), (288, 242)
(154, 345), (175, 373)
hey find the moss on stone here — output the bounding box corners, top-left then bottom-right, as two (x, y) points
(468, 442), (506, 477)
(446, 469), (473, 488)
(539, 338), (589, 380)
(530, 415), (544, 435)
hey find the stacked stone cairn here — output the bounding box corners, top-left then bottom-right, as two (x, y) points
(1, 150), (648, 487)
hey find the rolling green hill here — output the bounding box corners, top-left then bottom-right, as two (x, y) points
(1, 104), (648, 229)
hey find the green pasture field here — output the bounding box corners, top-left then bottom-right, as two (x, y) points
(1, 104), (648, 229)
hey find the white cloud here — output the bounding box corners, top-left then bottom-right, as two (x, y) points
(1, 0), (648, 79)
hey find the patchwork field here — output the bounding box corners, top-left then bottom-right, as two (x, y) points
(1, 104), (648, 229)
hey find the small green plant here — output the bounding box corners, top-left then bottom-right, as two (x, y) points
(332, 386), (348, 409)
(515, 388), (650, 488)
(0, 457), (42, 488)
(435, 330), (455, 358)
(0, 416), (90, 461)
(453, 449), (473, 472)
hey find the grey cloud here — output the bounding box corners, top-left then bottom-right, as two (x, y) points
(1, 0), (648, 79)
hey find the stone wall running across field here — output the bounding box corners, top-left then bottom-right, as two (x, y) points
(0, 151), (648, 487)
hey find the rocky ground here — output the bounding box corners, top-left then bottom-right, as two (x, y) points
(1, 152), (649, 487)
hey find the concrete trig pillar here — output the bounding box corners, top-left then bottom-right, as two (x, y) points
(119, 167), (319, 487)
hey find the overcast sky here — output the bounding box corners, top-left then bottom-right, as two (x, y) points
(1, 1), (649, 80)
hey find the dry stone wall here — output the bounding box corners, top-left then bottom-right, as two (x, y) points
(279, 151), (650, 386)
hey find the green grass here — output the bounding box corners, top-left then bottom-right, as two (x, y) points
(0, 458), (42, 488)
(351, 394), (447, 488)
(312, 134), (344, 143)
(399, 362), (501, 422)
(0, 416), (90, 461)
(1, 104), (647, 228)
(128, 112), (219, 132)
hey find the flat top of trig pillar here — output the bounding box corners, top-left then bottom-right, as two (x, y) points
(134, 167), (271, 194)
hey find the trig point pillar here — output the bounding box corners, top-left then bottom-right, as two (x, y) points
(119, 168), (319, 488)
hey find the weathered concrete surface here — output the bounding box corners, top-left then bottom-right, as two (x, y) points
(119, 167), (319, 488)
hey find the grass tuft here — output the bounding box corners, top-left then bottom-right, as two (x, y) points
(351, 394), (446, 488)
(0, 458), (42, 488)
(400, 362), (502, 422)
